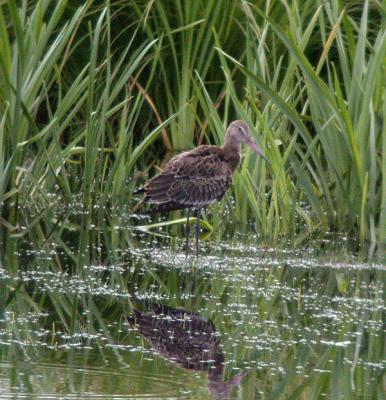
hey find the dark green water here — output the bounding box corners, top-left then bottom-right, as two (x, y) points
(0, 202), (384, 399)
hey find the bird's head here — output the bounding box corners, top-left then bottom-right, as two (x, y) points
(226, 120), (269, 163)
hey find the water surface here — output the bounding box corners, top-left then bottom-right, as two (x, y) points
(0, 204), (384, 399)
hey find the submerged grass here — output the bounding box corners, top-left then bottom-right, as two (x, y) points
(0, 3), (384, 398)
(0, 0), (384, 254)
(1, 228), (384, 398)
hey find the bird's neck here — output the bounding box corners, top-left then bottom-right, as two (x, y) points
(222, 138), (241, 172)
(223, 134), (241, 153)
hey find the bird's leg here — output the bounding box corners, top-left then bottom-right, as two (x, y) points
(195, 208), (201, 258)
(185, 208), (190, 259)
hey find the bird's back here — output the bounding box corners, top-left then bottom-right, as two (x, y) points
(129, 305), (223, 371)
(141, 145), (240, 213)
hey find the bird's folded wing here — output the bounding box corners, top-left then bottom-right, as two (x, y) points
(146, 151), (233, 206)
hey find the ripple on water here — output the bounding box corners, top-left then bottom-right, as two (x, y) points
(1, 215), (384, 398)
(0, 361), (192, 399)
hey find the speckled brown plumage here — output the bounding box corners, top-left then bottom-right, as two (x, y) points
(142, 145), (238, 213)
(128, 304), (246, 399)
(129, 305), (222, 371)
(137, 120), (267, 213)
(135, 120), (268, 256)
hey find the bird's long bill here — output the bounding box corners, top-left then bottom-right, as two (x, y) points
(247, 140), (270, 164)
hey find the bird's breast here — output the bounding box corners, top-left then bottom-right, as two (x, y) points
(226, 151), (241, 173)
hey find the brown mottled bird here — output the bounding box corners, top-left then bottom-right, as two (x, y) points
(128, 304), (246, 399)
(136, 120), (268, 257)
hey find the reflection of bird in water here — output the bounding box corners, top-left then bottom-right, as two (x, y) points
(128, 304), (246, 399)
(135, 120), (268, 257)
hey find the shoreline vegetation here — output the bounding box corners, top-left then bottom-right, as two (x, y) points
(0, 2), (384, 399)
(0, 1), (384, 254)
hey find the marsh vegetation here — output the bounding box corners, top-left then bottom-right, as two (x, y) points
(0, 1), (385, 398)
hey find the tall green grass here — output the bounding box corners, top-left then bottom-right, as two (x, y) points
(210, 0), (385, 245)
(0, 0), (384, 249)
(0, 4), (383, 398)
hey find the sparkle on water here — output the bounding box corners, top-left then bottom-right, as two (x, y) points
(0, 197), (384, 399)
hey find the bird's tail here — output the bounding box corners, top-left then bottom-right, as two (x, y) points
(146, 201), (184, 214)
(132, 186), (186, 214)
(133, 187), (145, 195)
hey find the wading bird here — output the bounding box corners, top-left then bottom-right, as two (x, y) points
(136, 120), (268, 257)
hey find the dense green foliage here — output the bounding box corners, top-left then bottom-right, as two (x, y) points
(0, 0), (385, 247)
(0, 2), (385, 398)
